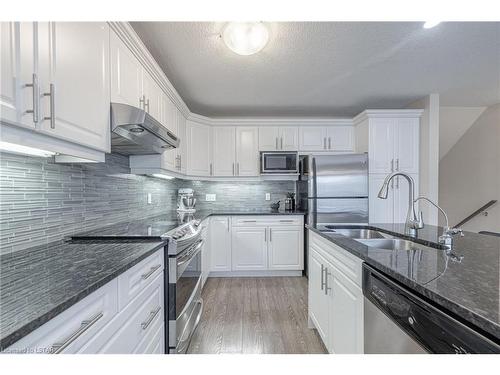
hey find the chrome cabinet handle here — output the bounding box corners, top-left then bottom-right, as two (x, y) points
(279, 219), (294, 222)
(323, 137), (327, 150)
(396, 158), (399, 171)
(324, 267), (331, 295)
(141, 264), (162, 280)
(227, 217), (230, 231)
(320, 264), (325, 290)
(280, 137), (283, 149)
(139, 95), (146, 109)
(43, 83), (56, 129)
(265, 228), (267, 242)
(269, 228), (272, 242)
(141, 306), (161, 330)
(178, 155), (181, 170)
(328, 137), (331, 150)
(396, 176), (399, 189)
(145, 98), (150, 113)
(275, 137), (278, 150)
(24, 73), (39, 124)
(50, 312), (103, 353)
(390, 159), (394, 172)
(242, 220), (257, 223)
(232, 163), (235, 175)
(209, 163), (213, 176)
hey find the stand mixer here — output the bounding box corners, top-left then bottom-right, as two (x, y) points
(177, 188), (196, 213)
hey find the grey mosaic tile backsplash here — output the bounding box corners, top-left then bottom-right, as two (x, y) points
(0, 152), (294, 254)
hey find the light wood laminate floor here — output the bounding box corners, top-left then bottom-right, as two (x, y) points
(187, 277), (327, 354)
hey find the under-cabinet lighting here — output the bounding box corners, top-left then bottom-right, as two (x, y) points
(0, 141), (56, 157)
(423, 21), (441, 29)
(151, 173), (175, 180)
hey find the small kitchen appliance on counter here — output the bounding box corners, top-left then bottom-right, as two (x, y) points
(177, 188), (196, 213)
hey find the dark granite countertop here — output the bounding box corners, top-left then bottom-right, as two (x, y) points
(72, 209), (306, 240)
(307, 223), (500, 343)
(0, 239), (166, 350)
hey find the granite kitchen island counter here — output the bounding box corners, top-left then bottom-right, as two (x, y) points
(307, 223), (500, 343)
(0, 239), (166, 350)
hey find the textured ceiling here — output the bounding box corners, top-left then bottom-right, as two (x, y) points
(131, 22), (500, 117)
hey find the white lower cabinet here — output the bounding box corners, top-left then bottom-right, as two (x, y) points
(308, 230), (364, 354)
(231, 226), (268, 270)
(4, 250), (165, 354)
(210, 216), (232, 272)
(268, 226), (303, 270)
(200, 219), (211, 286)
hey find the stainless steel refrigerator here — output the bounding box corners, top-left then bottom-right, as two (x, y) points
(297, 153), (368, 275)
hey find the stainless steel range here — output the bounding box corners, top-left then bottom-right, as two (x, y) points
(163, 219), (203, 354)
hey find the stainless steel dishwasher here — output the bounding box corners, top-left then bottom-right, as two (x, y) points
(362, 264), (500, 354)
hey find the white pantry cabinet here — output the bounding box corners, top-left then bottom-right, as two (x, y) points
(187, 120), (212, 176)
(259, 126), (299, 151)
(231, 226), (268, 270)
(299, 126), (354, 152)
(210, 216), (232, 272)
(308, 230), (364, 354)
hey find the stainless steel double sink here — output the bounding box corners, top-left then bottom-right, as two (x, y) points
(323, 227), (434, 251)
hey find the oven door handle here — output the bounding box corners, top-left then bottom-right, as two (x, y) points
(177, 240), (203, 267)
(177, 298), (203, 354)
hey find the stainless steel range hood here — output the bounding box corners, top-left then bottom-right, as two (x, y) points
(110, 102), (180, 155)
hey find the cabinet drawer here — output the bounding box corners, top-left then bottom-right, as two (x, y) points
(134, 322), (164, 354)
(309, 230), (363, 287)
(80, 273), (164, 354)
(231, 215), (303, 227)
(117, 250), (164, 310)
(6, 279), (118, 354)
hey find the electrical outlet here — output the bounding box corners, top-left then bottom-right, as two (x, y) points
(205, 194), (216, 202)
(147, 193), (152, 204)
(265, 193), (271, 201)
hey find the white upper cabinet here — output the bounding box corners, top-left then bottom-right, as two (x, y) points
(37, 22), (111, 152)
(187, 120), (211, 176)
(258, 126), (280, 150)
(327, 126), (354, 152)
(235, 127), (259, 176)
(299, 126), (327, 151)
(175, 110), (187, 174)
(110, 31), (142, 108)
(142, 70), (162, 122)
(258, 126), (298, 151)
(369, 174), (395, 223)
(299, 126), (354, 152)
(368, 116), (419, 174)
(213, 127), (236, 176)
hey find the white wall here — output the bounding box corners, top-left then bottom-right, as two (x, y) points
(406, 94), (440, 224)
(439, 106), (486, 160)
(439, 104), (500, 233)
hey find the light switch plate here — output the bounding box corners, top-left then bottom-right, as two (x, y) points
(206, 194), (216, 201)
(265, 193), (271, 201)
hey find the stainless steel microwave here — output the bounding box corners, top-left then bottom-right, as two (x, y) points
(260, 152), (299, 174)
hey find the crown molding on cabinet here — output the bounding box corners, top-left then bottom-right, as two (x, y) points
(353, 109), (424, 125)
(187, 112), (353, 127)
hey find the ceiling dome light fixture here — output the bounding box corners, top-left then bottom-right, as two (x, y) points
(222, 22), (269, 56)
(423, 21), (441, 29)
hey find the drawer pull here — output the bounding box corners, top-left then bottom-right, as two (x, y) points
(279, 219), (294, 222)
(242, 220), (257, 223)
(141, 306), (161, 330)
(50, 312), (103, 354)
(141, 264), (162, 280)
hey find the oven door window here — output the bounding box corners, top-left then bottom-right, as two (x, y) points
(176, 249), (201, 318)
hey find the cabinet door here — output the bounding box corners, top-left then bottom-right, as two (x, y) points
(327, 126), (354, 151)
(235, 127), (259, 176)
(368, 119), (395, 174)
(142, 69), (162, 122)
(200, 220), (211, 286)
(393, 173), (419, 224)
(187, 120), (211, 176)
(369, 174), (394, 223)
(299, 126), (327, 151)
(329, 266), (363, 354)
(38, 22), (110, 152)
(176, 110), (187, 174)
(110, 31), (142, 108)
(268, 226), (303, 270)
(258, 126), (279, 150)
(394, 118), (419, 174)
(308, 248), (330, 346)
(210, 217), (232, 271)
(231, 226), (267, 270)
(161, 97), (177, 171)
(213, 127), (236, 176)
(280, 127), (299, 151)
